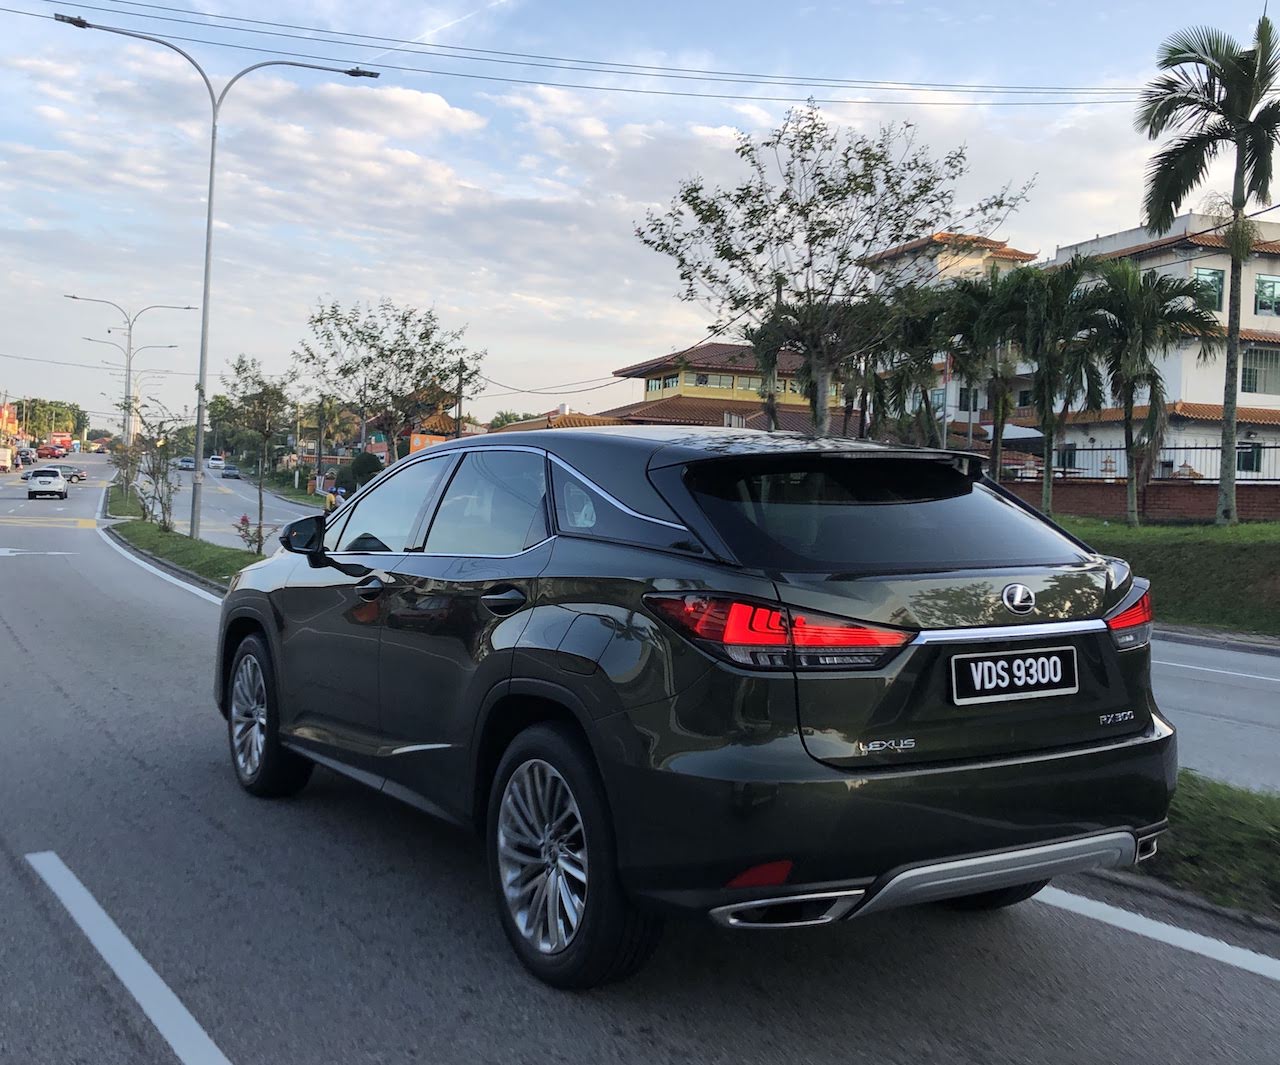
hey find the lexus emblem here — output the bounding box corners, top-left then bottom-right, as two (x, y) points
(1002, 584), (1036, 615)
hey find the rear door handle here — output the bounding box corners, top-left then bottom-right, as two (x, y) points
(356, 576), (385, 601)
(481, 587), (527, 616)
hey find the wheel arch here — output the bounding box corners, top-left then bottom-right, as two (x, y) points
(217, 606), (275, 717)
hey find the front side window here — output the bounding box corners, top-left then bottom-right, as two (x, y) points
(425, 450), (548, 555)
(1256, 275), (1280, 316)
(1195, 267), (1224, 312)
(334, 456), (448, 553)
(1242, 348), (1280, 394)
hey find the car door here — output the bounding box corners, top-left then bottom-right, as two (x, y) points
(275, 454), (455, 762)
(379, 448), (553, 806)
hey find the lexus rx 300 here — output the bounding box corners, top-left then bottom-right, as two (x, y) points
(215, 427), (1175, 988)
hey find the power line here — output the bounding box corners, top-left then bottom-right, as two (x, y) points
(2, 7), (1139, 107)
(40, 0), (1141, 97)
(0, 349), (202, 374)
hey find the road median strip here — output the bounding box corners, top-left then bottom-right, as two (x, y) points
(106, 516), (262, 593)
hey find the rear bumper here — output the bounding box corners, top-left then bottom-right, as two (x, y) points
(600, 712), (1176, 918)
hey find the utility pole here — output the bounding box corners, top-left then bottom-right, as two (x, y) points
(294, 403), (302, 490)
(454, 358), (465, 439)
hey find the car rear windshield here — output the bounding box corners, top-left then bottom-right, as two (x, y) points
(684, 455), (1088, 573)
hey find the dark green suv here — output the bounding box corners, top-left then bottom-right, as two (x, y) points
(215, 427), (1174, 988)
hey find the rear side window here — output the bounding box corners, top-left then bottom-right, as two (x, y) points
(425, 451), (548, 555)
(685, 456), (1086, 573)
(551, 463), (699, 553)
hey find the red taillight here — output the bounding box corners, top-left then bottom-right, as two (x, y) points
(1106, 591), (1153, 650)
(646, 594), (911, 670)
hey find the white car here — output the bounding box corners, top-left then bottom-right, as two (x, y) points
(28, 467), (69, 500)
(208, 455), (225, 470)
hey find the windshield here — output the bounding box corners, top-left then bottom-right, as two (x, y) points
(685, 455), (1088, 573)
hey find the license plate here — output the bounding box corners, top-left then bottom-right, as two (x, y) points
(951, 646), (1079, 706)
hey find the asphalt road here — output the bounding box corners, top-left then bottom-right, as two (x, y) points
(0, 455), (1277, 1064)
(167, 464), (320, 549)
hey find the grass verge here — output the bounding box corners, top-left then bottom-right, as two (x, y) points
(105, 482), (144, 519)
(1138, 770), (1280, 921)
(1057, 517), (1280, 636)
(112, 519), (263, 588)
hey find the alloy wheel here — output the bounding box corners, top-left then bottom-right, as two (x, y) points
(229, 655), (268, 779)
(496, 758), (589, 954)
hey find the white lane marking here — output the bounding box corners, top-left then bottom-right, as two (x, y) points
(1152, 661), (1279, 684)
(95, 527), (221, 606)
(25, 852), (234, 1065)
(1038, 887), (1280, 983)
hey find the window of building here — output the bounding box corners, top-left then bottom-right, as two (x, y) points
(1237, 443), (1263, 473)
(646, 378), (663, 393)
(1057, 443), (1078, 469)
(663, 374), (679, 389)
(723, 411), (746, 428)
(332, 456), (449, 553)
(424, 450), (548, 555)
(1255, 275), (1280, 316)
(685, 372), (734, 389)
(958, 387), (981, 412)
(1195, 267), (1225, 312)
(929, 388), (946, 411)
(1242, 348), (1280, 394)
(737, 375), (763, 392)
(785, 379), (802, 394)
(1017, 389), (1033, 408)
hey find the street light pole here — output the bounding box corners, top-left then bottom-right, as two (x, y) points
(65, 296), (192, 443)
(85, 338), (178, 433)
(56, 13), (378, 539)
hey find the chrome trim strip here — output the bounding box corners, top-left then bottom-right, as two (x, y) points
(547, 453), (690, 532)
(912, 618), (1107, 645)
(389, 743), (452, 756)
(710, 888), (867, 929)
(854, 831), (1136, 918)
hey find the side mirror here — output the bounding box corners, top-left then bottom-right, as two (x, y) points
(280, 514), (325, 560)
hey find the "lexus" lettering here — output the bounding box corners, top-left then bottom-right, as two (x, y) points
(854, 738), (917, 756)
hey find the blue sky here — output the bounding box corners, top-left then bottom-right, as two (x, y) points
(0, 0), (1269, 426)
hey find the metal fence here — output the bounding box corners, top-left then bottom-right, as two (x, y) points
(999, 445), (1280, 484)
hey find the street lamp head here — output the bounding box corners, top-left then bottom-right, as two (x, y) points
(345, 68), (380, 79)
(54, 13), (90, 28)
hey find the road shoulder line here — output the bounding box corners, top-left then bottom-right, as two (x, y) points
(96, 525), (223, 605)
(1039, 887), (1280, 983)
(25, 851), (234, 1065)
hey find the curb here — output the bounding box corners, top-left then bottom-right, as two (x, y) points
(267, 487), (322, 511)
(102, 524), (229, 598)
(1084, 868), (1280, 935)
(1153, 624), (1280, 658)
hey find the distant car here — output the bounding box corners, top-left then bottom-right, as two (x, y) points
(43, 463), (88, 483)
(178, 456), (196, 470)
(27, 467), (68, 500)
(221, 464), (241, 479)
(208, 455), (225, 470)
(36, 445), (59, 459)
(93, 445), (109, 455)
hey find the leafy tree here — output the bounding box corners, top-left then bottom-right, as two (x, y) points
(295, 299), (484, 461)
(489, 410), (543, 430)
(350, 450), (383, 487)
(885, 285), (949, 447)
(1137, 14), (1280, 523)
(132, 403), (187, 531)
(224, 355), (295, 553)
(87, 428), (113, 442)
(1093, 260), (1222, 525)
(206, 394), (236, 458)
(1003, 256), (1105, 516)
(637, 104), (1028, 435)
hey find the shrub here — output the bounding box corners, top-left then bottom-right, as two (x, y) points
(351, 451), (383, 487)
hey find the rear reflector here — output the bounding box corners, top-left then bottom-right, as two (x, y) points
(725, 859), (794, 889)
(1106, 591), (1153, 650)
(646, 594), (911, 670)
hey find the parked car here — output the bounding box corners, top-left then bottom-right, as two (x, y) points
(178, 456), (196, 471)
(36, 445), (59, 459)
(214, 427), (1174, 989)
(27, 467), (68, 500)
(208, 455), (225, 470)
(48, 463), (88, 483)
(221, 463), (241, 479)
(93, 445), (109, 455)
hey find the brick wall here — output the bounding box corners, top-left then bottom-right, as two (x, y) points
(1002, 480), (1280, 522)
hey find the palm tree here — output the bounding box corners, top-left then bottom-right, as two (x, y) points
(886, 285), (948, 447)
(1093, 260), (1223, 525)
(943, 266), (1017, 456)
(1137, 15), (1280, 524)
(1004, 255), (1103, 516)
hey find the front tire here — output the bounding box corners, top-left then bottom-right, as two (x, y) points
(487, 723), (662, 989)
(226, 634), (312, 798)
(944, 879), (1050, 911)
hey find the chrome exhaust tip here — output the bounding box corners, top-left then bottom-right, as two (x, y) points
(1136, 833), (1160, 862)
(710, 888), (866, 929)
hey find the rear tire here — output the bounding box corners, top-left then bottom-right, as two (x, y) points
(226, 634), (312, 798)
(944, 879), (1050, 911)
(27, 493), (34, 500)
(487, 723), (663, 989)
